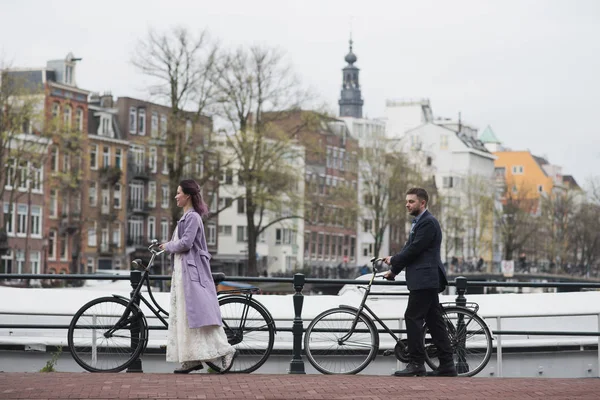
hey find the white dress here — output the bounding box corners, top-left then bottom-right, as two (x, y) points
(166, 226), (234, 364)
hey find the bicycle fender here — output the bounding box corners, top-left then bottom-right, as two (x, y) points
(219, 294), (277, 334)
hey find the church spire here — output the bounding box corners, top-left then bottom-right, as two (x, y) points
(339, 37), (363, 118)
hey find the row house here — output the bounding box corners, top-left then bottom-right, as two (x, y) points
(212, 134), (306, 277)
(115, 97), (215, 274)
(3, 53), (90, 275)
(83, 93), (130, 272)
(288, 112), (360, 273)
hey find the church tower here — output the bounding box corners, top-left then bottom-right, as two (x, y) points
(338, 39), (364, 118)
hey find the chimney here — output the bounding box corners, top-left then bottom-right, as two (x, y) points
(100, 91), (113, 108)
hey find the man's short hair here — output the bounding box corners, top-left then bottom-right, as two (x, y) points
(406, 187), (429, 206)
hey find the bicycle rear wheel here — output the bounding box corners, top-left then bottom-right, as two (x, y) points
(424, 306), (492, 377)
(304, 308), (378, 374)
(206, 296), (275, 373)
(68, 296), (147, 372)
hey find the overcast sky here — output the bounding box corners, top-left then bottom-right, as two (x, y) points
(2, 0), (599, 186)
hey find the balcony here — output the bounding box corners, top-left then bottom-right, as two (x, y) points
(59, 213), (81, 234)
(128, 200), (151, 215)
(99, 166), (123, 186)
(98, 242), (118, 255)
(128, 162), (151, 181)
(126, 235), (148, 249)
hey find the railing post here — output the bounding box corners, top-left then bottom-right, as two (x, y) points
(127, 270), (143, 373)
(455, 276), (467, 307)
(288, 273), (306, 374)
(454, 276), (468, 375)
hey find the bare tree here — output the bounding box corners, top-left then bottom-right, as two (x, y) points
(212, 45), (310, 276)
(462, 174), (495, 262)
(0, 64), (51, 257)
(539, 187), (578, 272)
(132, 26), (221, 228)
(496, 180), (540, 261)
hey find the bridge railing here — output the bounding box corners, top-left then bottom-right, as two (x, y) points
(1, 273), (600, 377)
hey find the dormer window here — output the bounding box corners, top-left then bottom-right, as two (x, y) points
(65, 65), (73, 85)
(101, 116), (111, 136)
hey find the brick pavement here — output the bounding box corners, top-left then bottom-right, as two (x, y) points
(0, 372), (599, 400)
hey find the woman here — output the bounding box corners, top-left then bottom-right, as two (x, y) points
(159, 179), (236, 374)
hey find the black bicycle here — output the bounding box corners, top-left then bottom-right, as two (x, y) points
(303, 257), (493, 376)
(67, 240), (276, 373)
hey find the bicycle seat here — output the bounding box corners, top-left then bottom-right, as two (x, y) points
(212, 272), (226, 284)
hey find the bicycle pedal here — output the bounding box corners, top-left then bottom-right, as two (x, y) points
(382, 349), (394, 356)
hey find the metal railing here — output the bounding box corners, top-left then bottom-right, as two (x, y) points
(1, 273), (600, 376)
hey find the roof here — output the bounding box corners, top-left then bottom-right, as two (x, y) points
(436, 124), (490, 153)
(532, 155), (549, 177)
(479, 125), (501, 144)
(562, 175), (581, 190)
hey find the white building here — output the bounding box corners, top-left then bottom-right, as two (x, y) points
(212, 134), (305, 276)
(340, 117), (391, 266)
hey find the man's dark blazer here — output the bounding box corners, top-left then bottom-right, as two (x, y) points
(390, 210), (448, 292)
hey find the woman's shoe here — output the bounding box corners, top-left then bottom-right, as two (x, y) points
(220, 350), (237, 372)
(174, 361), (204, 374)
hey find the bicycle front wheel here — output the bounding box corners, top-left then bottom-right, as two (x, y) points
(67, 296), (147, 372)
(207, 296), (275, 373)
(424, 306), (493, 377)
(304, 308), (378, 374)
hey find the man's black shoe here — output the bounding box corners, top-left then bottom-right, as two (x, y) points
(426, 363), (458, 377)
(392, 362), (426, 377)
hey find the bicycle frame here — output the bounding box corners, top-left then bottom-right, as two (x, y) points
(338, 258), (403, 345)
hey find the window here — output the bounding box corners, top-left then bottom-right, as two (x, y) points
(275, 229), (295, 245)
(115, 149), (122, 169)
(60, 232), (68, 261)
(206, 224), (216, 245)
(114, 183), (122, 208)
(183, 155), (191, 176)
(148, 181), (156, 208)
(162, 148), (169, 174)
(440, 135), (449, 150)
(113, 223), (121, 247)
(76, 108), (84, 132)
(101, 116), (110, 135)
(3, 203), (14, 234)
(195, 154), (203, 177)
(62, 193), (70, 216)
(17, 204), (27, 236)
(48, 230), (57, 260)
(30, 206), (41, 237)
(89, 182), (97, 207)
(63, 105), (72, 129)
(363, 219), (372, 233)
(51, 147), (59, 172)
(49, 190), (58, 217)
(65, 65), (73, 85)
(0, 251), (12, 274)
(138, 108), (146, 135)
(161, 219), (169, 242)
(236, 226), (247, 242)
(88, 222), (97, 247)
(220, 168), (233, 185)
(218, 225), (232, 236)
(538, 185), (544, 193)
(30, 251), (41, 274)
(237, 198), (245, 214)
(151, 111), (159, 137)
(18, 161), (27, 189)
(129, 107), (137, 133)
(442, 176), (455, 189)
(30, 164), (42, 192)
(512, 165), (524, 175)
(160, 114), (167, 138)
(147, 217), (156, 241)
(149, 147), (157, 173)
(102, 146), (110, 167)
(90, 144), (97, 169)
(16, 250), (25, 274)
(219, 197), (233, 209)
(62, 153), (70, 173)
(161, 184), (169, 208)
(52, 103), (60, 119)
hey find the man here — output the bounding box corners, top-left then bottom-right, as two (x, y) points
(383, 188), (457, 377)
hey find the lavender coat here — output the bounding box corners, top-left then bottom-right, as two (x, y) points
(165, 209), (222, 329)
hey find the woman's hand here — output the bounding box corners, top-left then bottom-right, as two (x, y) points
(159, 243), (168, 251)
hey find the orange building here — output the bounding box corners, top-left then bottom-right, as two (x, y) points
(493, 151), (555, 200)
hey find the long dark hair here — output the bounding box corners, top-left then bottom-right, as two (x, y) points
(180, 179), (209, 217)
